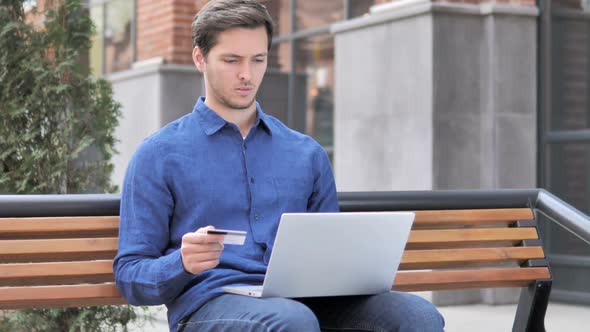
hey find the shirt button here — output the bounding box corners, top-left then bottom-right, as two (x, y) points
(250, 177), (255, 184)
(254, 213), (260, 220)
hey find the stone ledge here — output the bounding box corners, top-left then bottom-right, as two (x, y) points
(332, 0), (539, 34)
(108, 63), (198, 83)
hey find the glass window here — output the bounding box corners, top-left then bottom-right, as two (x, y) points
(549, 16), (590, 130)
(294, 34), (335, 150)
(258, 42), (292, 127)
(268, 42), (291, 72)
(546, 142), (590, 255)
(88, 0), (135, 75)
(264, 0), (291, 37)
(89, 5), (104, 75)
(104, 0), (133, 74)
(349, 0), (376, 18)
(552, 264), (590, 295)
(554, 0), (586, 10)
(296, 0), (343, 31)
(262, 1), (352, 160)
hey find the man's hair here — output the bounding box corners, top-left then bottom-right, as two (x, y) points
(192, 0), (274, 58)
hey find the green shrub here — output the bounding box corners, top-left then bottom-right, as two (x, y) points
(0, 0), (119, 194)
(0, 1), (146, 331)
(0, 306), (151, 332)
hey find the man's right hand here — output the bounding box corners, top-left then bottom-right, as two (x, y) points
(180, 226), (225, 274)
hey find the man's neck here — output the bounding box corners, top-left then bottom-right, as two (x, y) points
(204, 98), (257, 138)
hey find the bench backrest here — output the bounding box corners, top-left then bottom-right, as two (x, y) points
(0, 208), (550, 309)
(0, 216), (124, 309)
(395, 208), (550, 291)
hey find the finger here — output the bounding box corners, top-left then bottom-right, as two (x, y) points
(181, 242), (224, 255)
(194, 226), (225, 242)
(196, 225), (215, 234)
(185, 251), (222, 263)
(186, 259), (219, 274)
(182, 232), (224, 244)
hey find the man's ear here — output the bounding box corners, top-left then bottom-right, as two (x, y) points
(192, 47), (206, 72)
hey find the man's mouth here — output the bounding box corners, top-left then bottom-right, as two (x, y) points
(236, 87), (254, 96)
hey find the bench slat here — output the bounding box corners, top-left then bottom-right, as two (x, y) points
(0, 260), (114, 286)
(400, 246), (545, 270)
(0, 238), (118, 254)
(0, 283), (126, 310)
(0, 238), (118, 263)
(393, 267), (551, 292)
(406, 228), (538, 249)
(413, 208), (533, 226)
(0, 217), (119, 239)
(0, 209), (533, 236)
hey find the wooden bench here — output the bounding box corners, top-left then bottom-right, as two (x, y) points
(0, 193), (553, 331)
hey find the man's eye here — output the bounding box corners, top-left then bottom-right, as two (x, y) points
(254, 59), (265, 63)
(224, 59), (237, 64)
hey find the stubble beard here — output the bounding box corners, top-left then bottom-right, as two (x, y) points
(219, 92), (256, 111)
(205, 64), (260, 111)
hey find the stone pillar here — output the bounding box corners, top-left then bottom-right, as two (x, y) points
(332, 0), (538, 304)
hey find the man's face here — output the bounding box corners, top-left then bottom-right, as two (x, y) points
(193, 26), (268, 111)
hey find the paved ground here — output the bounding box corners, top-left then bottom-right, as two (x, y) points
(131, 301), (590, 331)
(439, 302), (588, 332)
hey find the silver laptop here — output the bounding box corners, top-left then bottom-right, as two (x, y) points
(223, 212), (414, 298)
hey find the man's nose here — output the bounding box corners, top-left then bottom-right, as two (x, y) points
(238, 62), (252, 81)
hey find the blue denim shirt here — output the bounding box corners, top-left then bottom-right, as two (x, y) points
(113, 98), (339, 331)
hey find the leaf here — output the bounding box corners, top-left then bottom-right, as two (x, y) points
(70, 136), (94, 159)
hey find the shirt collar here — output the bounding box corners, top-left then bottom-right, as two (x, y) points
(192, 97), (272, 136)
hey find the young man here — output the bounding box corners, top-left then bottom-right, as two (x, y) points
(114, 0), (444, 331)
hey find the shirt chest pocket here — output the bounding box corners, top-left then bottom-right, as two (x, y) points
(274, 177), (314, 212)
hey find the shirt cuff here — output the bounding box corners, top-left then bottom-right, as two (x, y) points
(158, 249), (194, 290)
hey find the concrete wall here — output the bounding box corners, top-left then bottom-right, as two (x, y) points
(334, 13), (434, 191)
(333, 0), (538, 305)
(109, 64), (203, 188)
(432, 13), (486, 190)
(433, 11), (537, 192)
